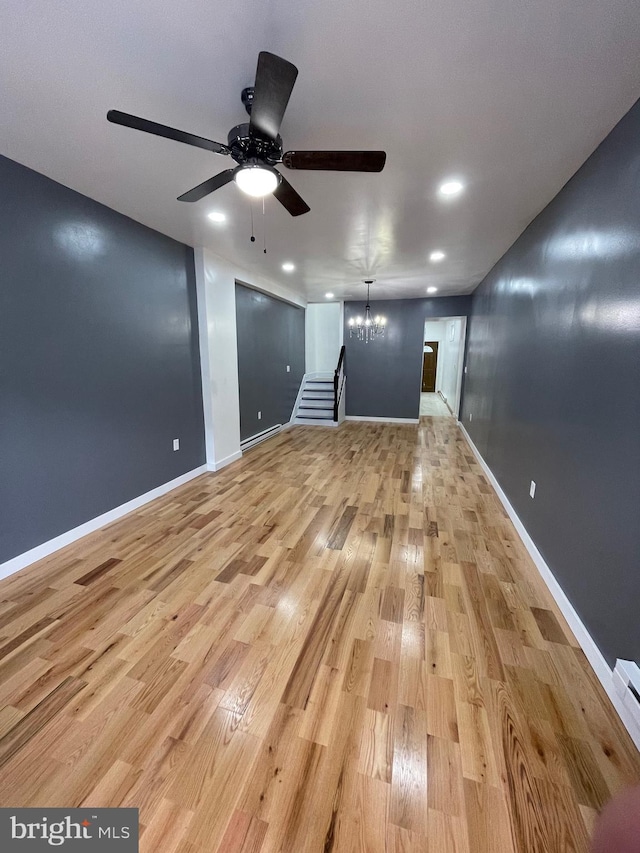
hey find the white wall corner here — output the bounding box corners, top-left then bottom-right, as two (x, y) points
(194, 248), (216, 466)
(195, 247), (307, 471)
(207, 450), (243, 472)
(305, 301), (342, 373)
(459, 423), (640, 752)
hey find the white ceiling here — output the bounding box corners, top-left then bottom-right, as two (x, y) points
(2, 0), (640, 302)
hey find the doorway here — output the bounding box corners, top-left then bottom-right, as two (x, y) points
(421, 342), (438, 391)
(418, 317), (467, 419)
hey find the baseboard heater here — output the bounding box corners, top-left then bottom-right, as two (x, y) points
(613, 660), (640, 730)
(240, 423), (283, 451)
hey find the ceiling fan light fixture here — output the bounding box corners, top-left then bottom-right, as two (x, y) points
(234, 164), (279, 197)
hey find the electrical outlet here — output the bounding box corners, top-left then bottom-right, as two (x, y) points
(286, 365), (291, 372)
(529, 480), (536, 499)
(173, 438), (180, 451)
(469, 412), (473, 422)
(257, 411), (262, 420)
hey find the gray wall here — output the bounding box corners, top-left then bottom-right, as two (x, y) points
(462, 99), (640, 667)
(235, 284), (305, 441)
(344, 296), (472, 419)
(0, 155), (205, 564)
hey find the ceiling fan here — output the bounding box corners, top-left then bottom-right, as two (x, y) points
(107, 51), (386, 216)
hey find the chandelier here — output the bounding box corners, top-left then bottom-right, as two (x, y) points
(348, 280), (386, 343)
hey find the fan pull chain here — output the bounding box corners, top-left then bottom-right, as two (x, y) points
(262, 197), (267, 254)
(250, 201), (255, 243)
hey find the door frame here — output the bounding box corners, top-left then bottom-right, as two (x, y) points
(417, 316), (468, 418)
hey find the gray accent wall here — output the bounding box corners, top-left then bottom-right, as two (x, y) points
(462, 99), (640, 667)
(344, 296), (472, 419)
(235, 284), (305, 441)
(0, 155), (205, 564)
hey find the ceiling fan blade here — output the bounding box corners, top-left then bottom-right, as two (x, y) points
(273, 173), (310, 216)
(107, 110), (230, 156)
(177, 169), (237, 202)
(249, 52), (298, 142)
(282, 150), (386, 172)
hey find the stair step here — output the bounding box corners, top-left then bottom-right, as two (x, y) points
(297, 413), (334, 420)
(294, 417), (338, 427)
(302, 394), (333, 400)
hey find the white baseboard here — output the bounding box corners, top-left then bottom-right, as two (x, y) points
(438, 390), (455, 416)
(208, 450), (243, 471)
(0, 465), (208, 582)
(459, 423), (640, 751)
(345, 416), (420, 424)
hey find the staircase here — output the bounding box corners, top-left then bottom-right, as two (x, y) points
(292, 374), (336, 425)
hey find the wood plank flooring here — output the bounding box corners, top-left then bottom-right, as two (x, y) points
(0, 418), (638, 851)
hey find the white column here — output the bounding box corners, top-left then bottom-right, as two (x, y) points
(194, 247), (305, 470)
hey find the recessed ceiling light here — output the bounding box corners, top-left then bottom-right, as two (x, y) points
(325, 292), (334, 299)
(438, 179), (465, 198)
(282, 262), (295, 272)
(429, 250), (446, 262)
(207, 211), (226, 223)
(427, 287), (438, 294)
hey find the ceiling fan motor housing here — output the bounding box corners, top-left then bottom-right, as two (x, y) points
(227, 123), (283, 166)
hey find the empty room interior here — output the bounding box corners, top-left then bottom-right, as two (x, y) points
(1, 1), (640, 850)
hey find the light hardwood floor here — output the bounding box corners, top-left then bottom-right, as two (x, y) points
(0, 418), (638, 852)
